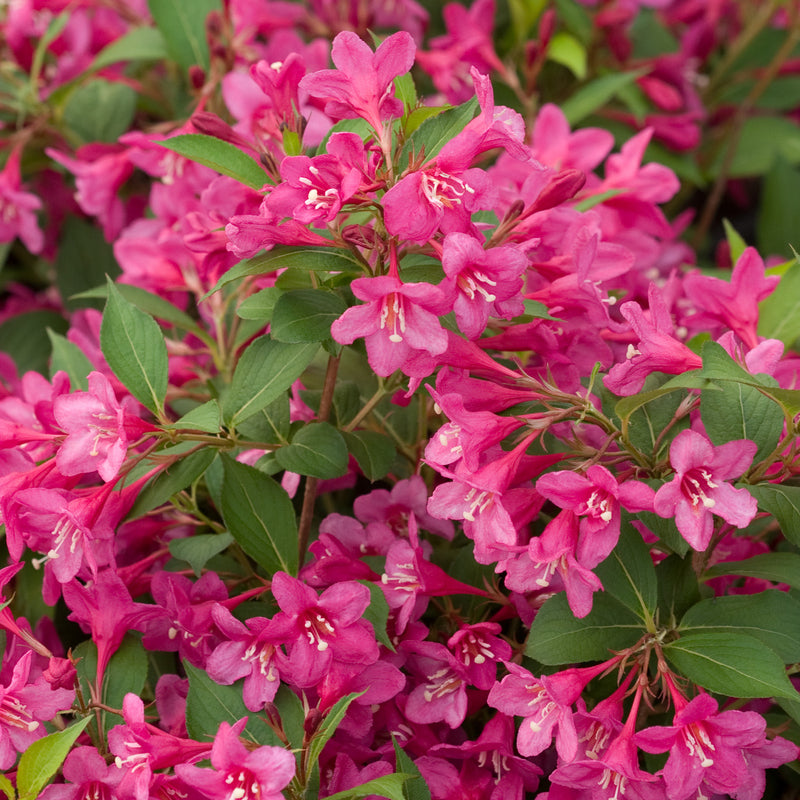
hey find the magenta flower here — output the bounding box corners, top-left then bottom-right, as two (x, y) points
(176, 718), (295, 800)
(0, 148), (44, 254)
(331, 275), (450, 377)
(403, 641), (470, 729)
(39, 746), (125, 800)
(299, 30), (415, 134)
(0, 650), (75, 770)
(439, 232), (527, 338)
(635, 692), (769, 800)
(54, 372), (134, 482)
(654, 429), (758, 551)
(269, 571), (379, 688)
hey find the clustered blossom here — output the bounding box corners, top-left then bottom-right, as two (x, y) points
(0, 0), (799, 798)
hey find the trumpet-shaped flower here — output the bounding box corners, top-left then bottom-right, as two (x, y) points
(654, 429), (758, 551)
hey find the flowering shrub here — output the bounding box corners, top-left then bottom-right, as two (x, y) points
(1, 0), (800, 798)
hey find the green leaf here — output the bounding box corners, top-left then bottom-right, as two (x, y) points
(393, 737), (432, 800)
(758, 259), (800, 347)
(236, 393), (291, 443)
(208, 246), (364, 298)
(745, 484), (800, 547)
(236, 287), (281, 320)
(680, 591), (800, 662)
(219, 454), (299, 575)
(663, 632), (799, 699)
(90, 25), (168, 70)
(561, 70), (645, 125)
(16, 717), (93, 800)
(614, 385), (687, 424)
(271, 289), (347, 343)
(526, 592), (644, 665)
(275, 421), (349, 479)
(656, 554), (701, 626)
(359, 581), (396, 652)
(322, 774), (411, 800)
(0, 773), (14, 800)
(626, 387), (690, 459)
(343, 430), (396, 481)
(222, 337), (318, 426)
(704, 552), (800, 588)
(394, 70), (417, 109)
(573, 187), (627, 212)
(594, 522), (657, 621)
(184, 662), (280, 745)
(399, 97), (479, 167)
(700, 380), (783, 460)
(48, 331), (93, 391)
(147, 0), (220, 70)
(0, 311), (68, 375)
(100, 279), (168, 413)
(547, 31), (587, 79)
(56, 216), (120, 310)
(158, 134), (267, 190)
(75, 282), (198, 331)
(63, 79), (137, 143)
(307, 691), (366, 772)
(171, 400), (221, 433)
(723, 218), (748, 263)
(170, 532), (234, 576)
(708, 115), (800, 179)
(127, 444), (217, 518)
(636, 509), (691, 557)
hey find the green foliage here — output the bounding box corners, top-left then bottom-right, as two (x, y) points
(147, 0), (220, 71)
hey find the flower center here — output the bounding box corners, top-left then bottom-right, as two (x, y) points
(681, 468), (718, 510)
(224, 769), (261, 800)
(302, 610), (336, 651)
(462, 487), (494, 521)
(423, 666), (463, 702)
(456, 269), (497, 302)
(421, 169), (475, 209)
(380, 293), (406, 343)
(0, 694), (37, 732)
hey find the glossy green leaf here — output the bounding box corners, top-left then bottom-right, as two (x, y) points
(219, 454), (298, 575)
(275, 421), (349, 479)
(75, 282), (198, 331)
(359, 581), (395, 652)
(170, 532), (234, 576)
(700, 380), (783, 460)
(708, 116), (800, 179)
(663, 632), (798, 699)
(223, 337), (318, 426)
(757, 156), (800, 260)
(236, 393), (291, 444)
(63, 80), (137, 143)
(90, 25), (168, 70)
(147, 0), (220, 70)
(17, 717), (93, 800)
(399, 97), (479, 166)
(393, 737), (432, 800)
(758, 259), (800, 347)
(0, 310), (68, 376)
(100, 280), (168, 413)
(128, 445), (217, 518)
(48, 331), (93, 391)
(635, 510), (691, 557)
(307, 691), (365, 772)
(184, 662), (280, 745)
(561, 70), (645, 125)
(680, 591), (800, 662)
(626, 387), (690, 459)
(322, 774), (411, 800)
(158, 134), (267, 189)
(594, 522), (657, 621)
(171, 400), (221, 433)
(745, 484), (800, 547)
(656, 554), (702, 626)
(271, 289), (347, 343)
(208, 247), (363, 297)
(526, 592), (644, 665)
(343, 430), (396, 481)
(704, 552), (800, 588)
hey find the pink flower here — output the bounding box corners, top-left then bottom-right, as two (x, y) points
(54, 372), (136, 482)
(0, 148), (44, 254)
(299, 30), (415, 134)
(331, 275), (450, 377)
(269, 572), (379, 688)
(176, 719), (295, 800)
(654, 429), (758, 551)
